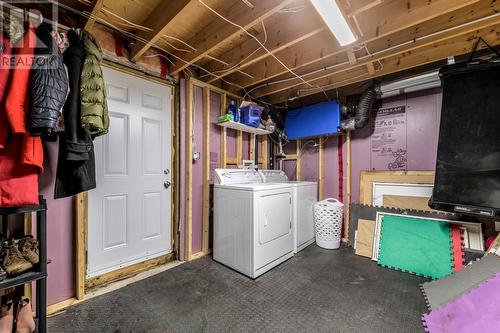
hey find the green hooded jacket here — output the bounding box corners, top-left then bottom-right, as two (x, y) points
(79, 29), (109, 137)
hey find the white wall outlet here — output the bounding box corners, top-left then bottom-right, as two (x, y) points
(193, 152), (201, 161)
(495, 221), (500, 232)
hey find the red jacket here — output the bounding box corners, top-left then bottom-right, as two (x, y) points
(0, 28), (42, 207)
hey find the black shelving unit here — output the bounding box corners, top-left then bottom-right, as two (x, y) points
(0, 197), (47, 333)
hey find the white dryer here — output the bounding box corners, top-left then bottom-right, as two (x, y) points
(259, 170), (318, 253)
(213, 169), (294, 278)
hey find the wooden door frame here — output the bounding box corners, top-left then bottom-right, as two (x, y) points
(75, 62), (178, 299)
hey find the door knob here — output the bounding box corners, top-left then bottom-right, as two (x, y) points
(164, 181), (171, 189)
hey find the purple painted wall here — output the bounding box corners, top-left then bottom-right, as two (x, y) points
(283, 88), (442, 204)
(179, 78), (186, 260)
(38, 141), (75, 305)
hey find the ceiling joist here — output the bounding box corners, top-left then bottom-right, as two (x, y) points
(267, 23), (500, 104)
(83, 0), (105, 30)
(170, 0), (295, 75)
(130, 0), (194, 62)
(255, 13), (500, 99)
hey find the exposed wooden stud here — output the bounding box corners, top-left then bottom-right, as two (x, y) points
(83, 0), (105, 30)
(318, 137), (324, 200)
(250, 134), (256, 161)
(296, 140), (301, 181)
(202, 86), (210, 254)
(261, 136), (269, 169)
(171, 0), (295, 75)
(220, 93), (227, 168)
(226, 157), (239, 165)
(366, 62), (376, 75)
(284, 154), (298, 161)
(344, 131), (351, 242)
(130, 0), (193, 61)
(185, 78), (194, 261)
(237, 131), (243, 164)
(75, 192), (88, 300)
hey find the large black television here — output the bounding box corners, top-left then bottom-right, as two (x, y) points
(429, 51), (500, 218)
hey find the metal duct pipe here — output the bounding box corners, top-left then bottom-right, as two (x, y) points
(340, 87), (380, 131)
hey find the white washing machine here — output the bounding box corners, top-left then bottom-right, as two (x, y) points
(259, 170), (318, 253)
(213, 169), (294, 278)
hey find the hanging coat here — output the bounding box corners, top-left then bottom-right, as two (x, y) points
(54, 29), (96, 199)
(79, 29), (109, 137)
(28, 22), (69, 138)
(0, 33), (40, 207)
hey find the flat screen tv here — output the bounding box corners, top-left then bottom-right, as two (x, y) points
(429, 59), (500, 218)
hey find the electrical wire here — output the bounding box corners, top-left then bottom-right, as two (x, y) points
(163, 35), (197, 51)
(101, 7), (152, 32)
(197, 0), (329, 100)
(50, 1), (285, 109)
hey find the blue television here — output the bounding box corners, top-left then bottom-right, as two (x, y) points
(284, 100), (341, 140)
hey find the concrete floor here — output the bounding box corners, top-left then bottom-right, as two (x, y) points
(49, 245), (428, 332)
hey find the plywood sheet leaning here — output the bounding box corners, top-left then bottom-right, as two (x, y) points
(421, 272), (500, 333)
(382, 195), (437, 212)
(355, 219), (375, 258)
(377, 215), (454, 279)
(420, 254), (500, 312)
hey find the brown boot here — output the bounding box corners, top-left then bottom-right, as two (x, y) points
(17, 237), (39, 266)
(1, 240), (32, 276)
(15, 298), (35, 333)
(0, 301), (14, 333)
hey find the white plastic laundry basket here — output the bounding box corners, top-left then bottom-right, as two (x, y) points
(313, 198), (344, 249)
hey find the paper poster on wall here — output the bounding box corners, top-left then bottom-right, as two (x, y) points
(371, 106), (407, 170)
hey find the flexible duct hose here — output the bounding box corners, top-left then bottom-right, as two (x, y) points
(340, 87), (380, 130)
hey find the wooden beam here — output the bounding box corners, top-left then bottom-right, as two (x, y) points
(83, 0), (104, 30)
(130, 0), (193, 61)
(227, 0), (481, 90)
(202, 8), (326, 83)
(220, 93), (227, 168)
(345, 0), (383, 17)
(185, 78), (193, 260)
(267, 21), (500, 104)
(75, 192), (88, 300)
(171, 0), (295, 75)
(202, 86), (210, 254)
(250, 134), (256, 161)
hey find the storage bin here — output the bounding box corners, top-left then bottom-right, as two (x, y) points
(313, 198), (343, 249)
(239, 105), (263, 128)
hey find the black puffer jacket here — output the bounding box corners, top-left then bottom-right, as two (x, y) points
(55, 29), (96, 199)
(29, 22), (69, 138)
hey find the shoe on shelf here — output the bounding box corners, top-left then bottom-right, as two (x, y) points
(17, 237), (39, 266)
(1, 240), (32, 276)
(0, 267), (7, 281)
(15, 298), (35, 333)
(0, 301), (13, 333)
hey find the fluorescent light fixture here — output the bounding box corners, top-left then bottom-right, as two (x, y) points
(380, 72), (441, 97)
(310, 0), (357, 46)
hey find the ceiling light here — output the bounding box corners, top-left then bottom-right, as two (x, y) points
(310, 0), (357, 46)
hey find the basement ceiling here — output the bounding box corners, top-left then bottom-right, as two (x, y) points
(59, 0), (500, 105)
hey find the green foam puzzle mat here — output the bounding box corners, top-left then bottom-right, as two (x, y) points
(378, 215), (453, 279)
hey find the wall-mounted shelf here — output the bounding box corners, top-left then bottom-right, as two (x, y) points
(217, 121), (272, 135)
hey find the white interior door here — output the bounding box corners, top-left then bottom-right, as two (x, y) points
(87, 67), (172, 278)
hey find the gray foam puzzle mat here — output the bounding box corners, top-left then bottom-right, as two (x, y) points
(420, 254), (500, 311)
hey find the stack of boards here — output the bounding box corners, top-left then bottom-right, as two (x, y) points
(350, 204), (485, 279)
